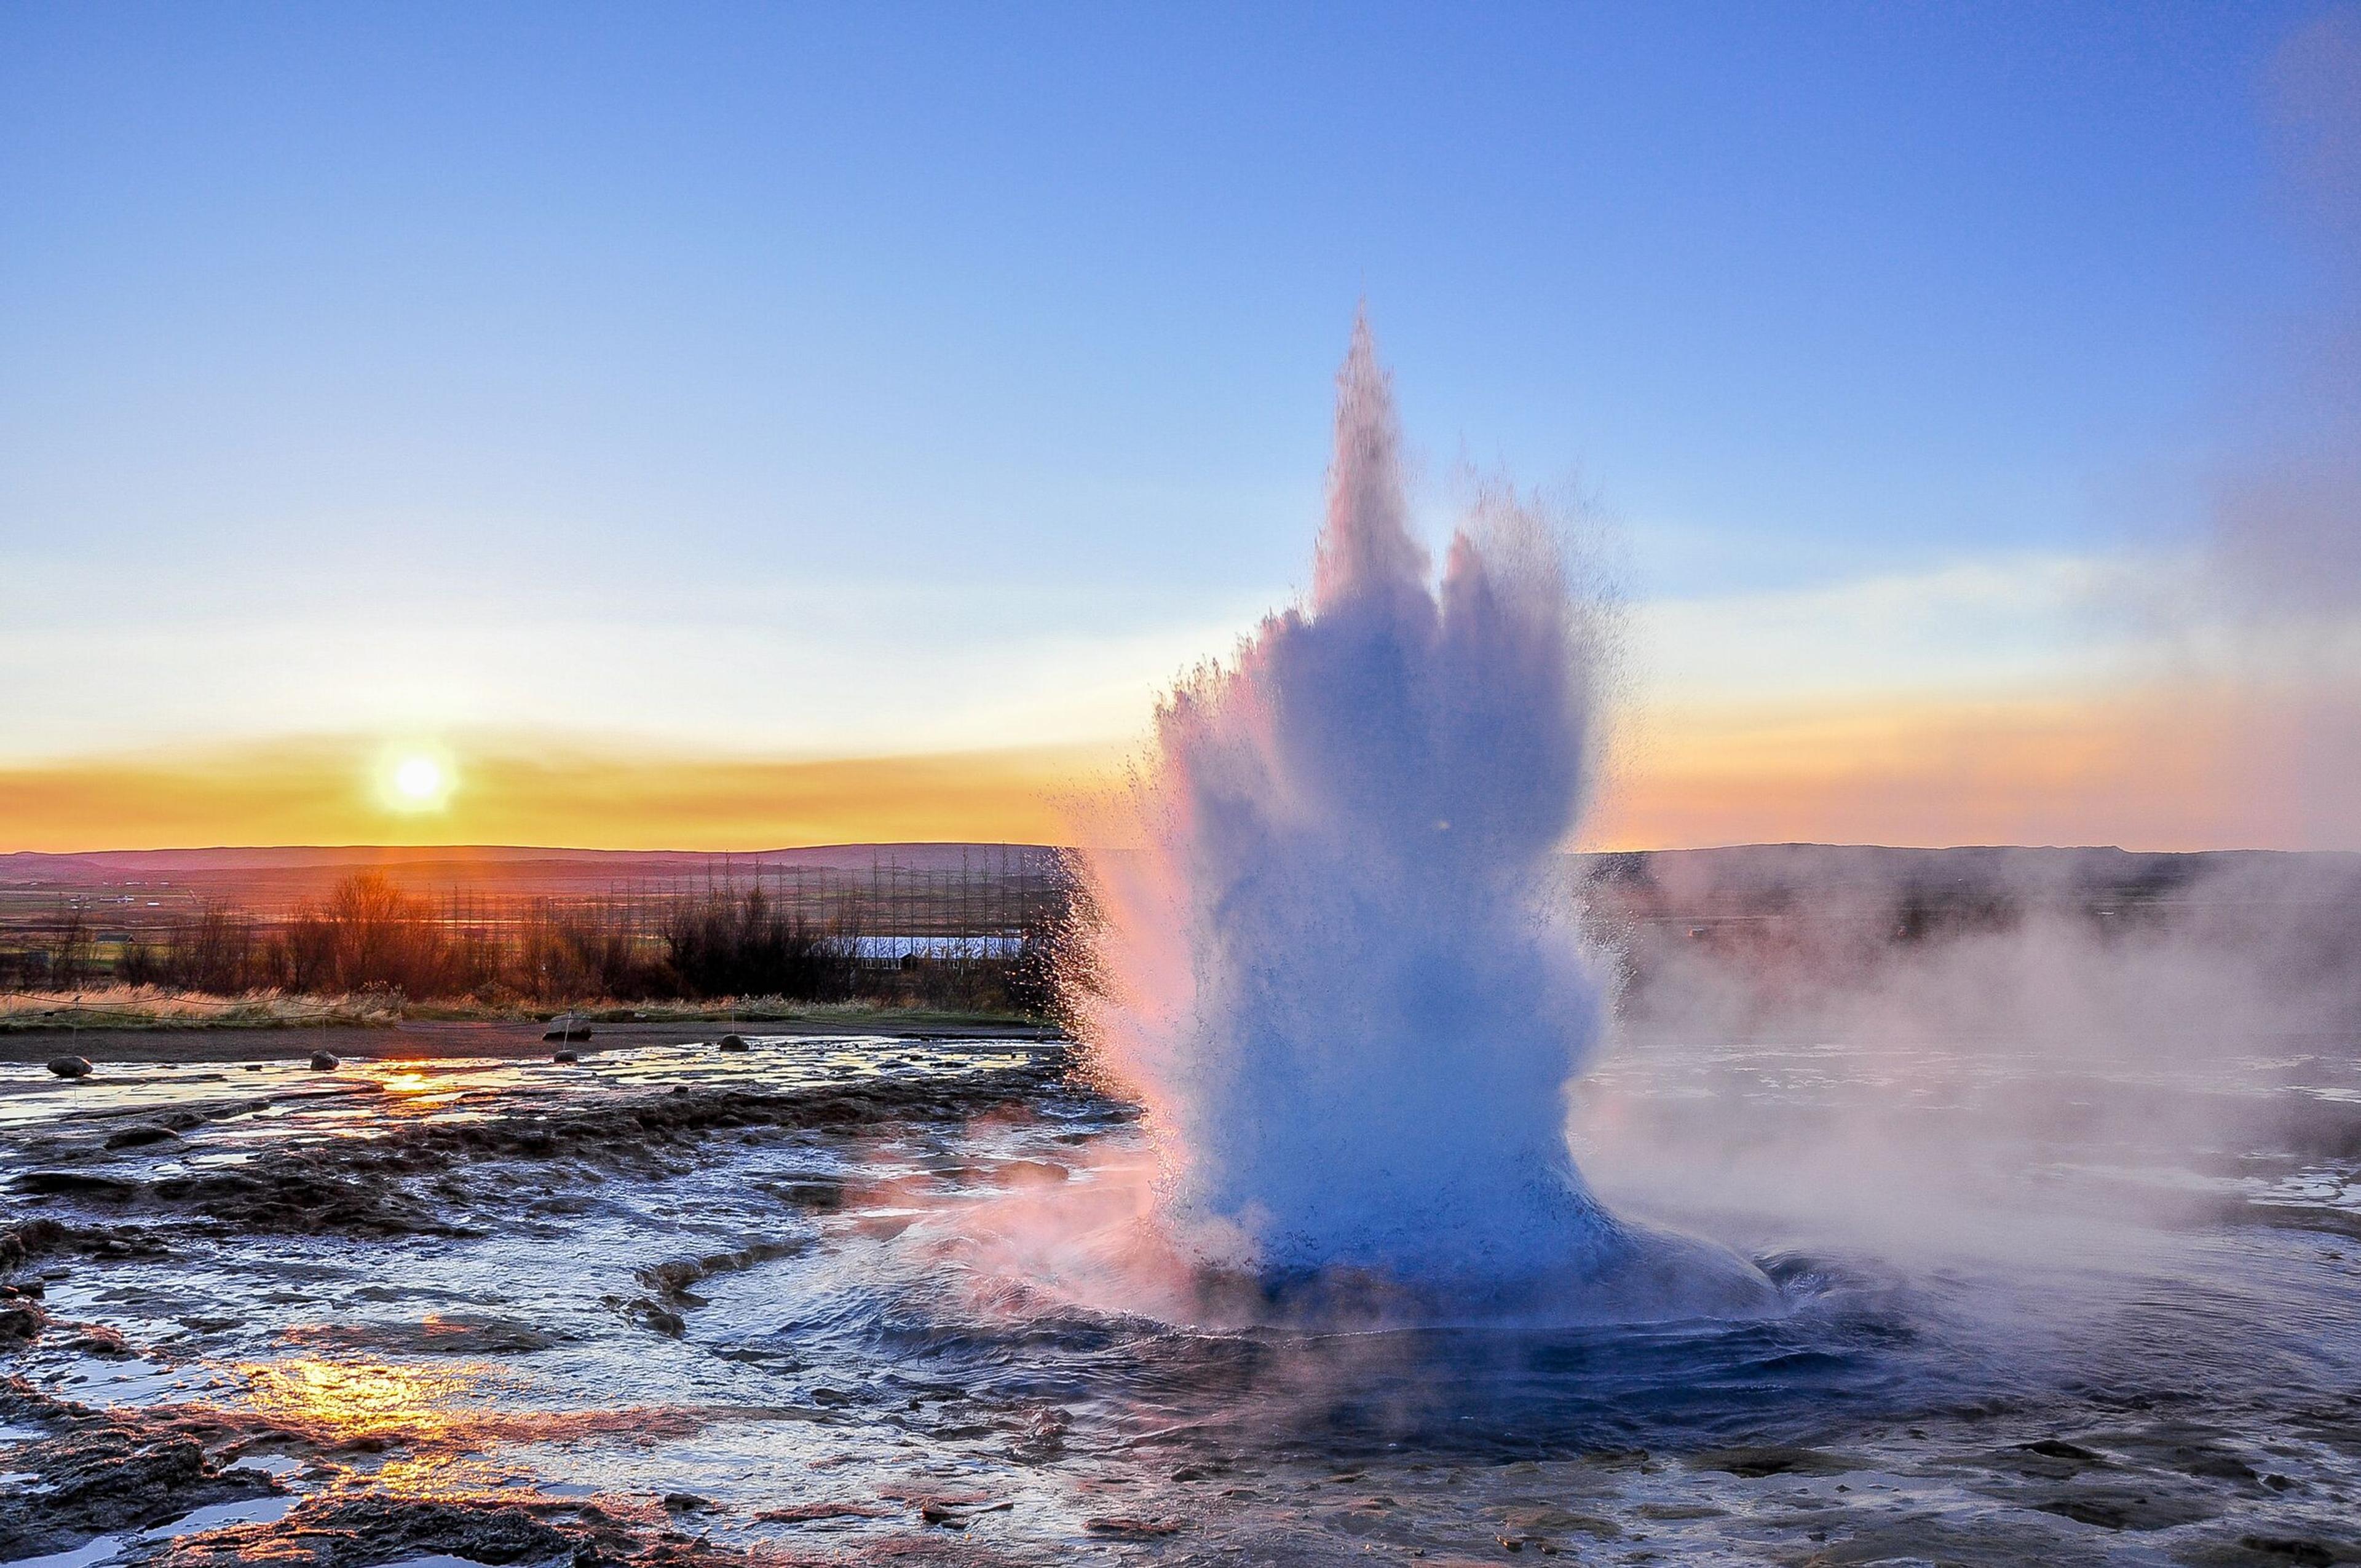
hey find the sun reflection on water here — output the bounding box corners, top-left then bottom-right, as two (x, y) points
(239, 1357), (507, 1446)
(235, 1355), (697, 1463)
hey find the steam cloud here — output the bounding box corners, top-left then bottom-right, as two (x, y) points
(1072, 318), (1629, 1283)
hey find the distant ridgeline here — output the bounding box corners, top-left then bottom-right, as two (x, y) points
(1574, 842), (2361, 936)
(1, 840), (2354, 1017)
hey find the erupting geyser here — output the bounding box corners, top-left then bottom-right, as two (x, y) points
(1075, 320), (1773, 1314)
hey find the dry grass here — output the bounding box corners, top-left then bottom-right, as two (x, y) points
(0, 986), (402, 1032)
(405, 995), (1039, 1027)
(0, 986), (1043, 1033)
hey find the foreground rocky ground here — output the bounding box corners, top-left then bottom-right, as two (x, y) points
(6, 1032), (2361, 1567)
(1, 1042), (1075, 1567)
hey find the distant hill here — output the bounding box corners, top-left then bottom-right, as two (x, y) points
(7, 838), (2352, 910)
(0, 842), (1066, 915)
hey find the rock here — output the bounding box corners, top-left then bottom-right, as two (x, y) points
(11, 1058), (1064, 1245)
(551, 1049), (579, 1065)
(60, 1323), (133, 1360)
(307, 1051), (339, 1071)
(754, 1502), (890, 1523)
(46, 1057), (92, 1080)
(1693, 1444), (1857, 1478)
(718, 1034), (749, 1051)
(0, 1299), (47, 1345)
(15, 1172), (140, 1201)
(105, 1125), (182, 1151)
(0, 1220), (68, 1271)
(119, 1495), (569, 1568)
(610, 1296), (685, 1336)
(660, 1492), (712, 1512)
(2023, 1473), (2218, 1532)
(634, 1243), (799, 1307)
(0, 1392), (285, 1561)
(1085, 1516), (1185, 1538)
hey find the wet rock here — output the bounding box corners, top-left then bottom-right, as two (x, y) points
(718, 1034), (749, 1051)
(119, 1495), (571, 1568)
(634, 1243), (800, 1309)
(1693, 1444), (1857, 1478)
(1634, 1501), (1726, 1520)
(141, 1165), (461, 1239)
(0, 1297), (47, 1345)
(4, 1217), (163, 1269)
(552, 1049), (580, 1064)
(0, 1218), (68, 1271)
(761, 1176), (843, 1210)
(308, 1051), (339, 1071)
(7, 1058), (1066, 1242)
(59, 1322), (134, 1358)
(636, 1261), (710, 1307)
(2239, 1537), (2338, 1566)
(1999, 1437), (2111, 1479)
(1084, 1516), (1186, 1538)
(1499, 1505), (1621, 1540)
(46, 1056), (92, 1079)
(106, 1124), (184, 1150)
(2027, 1485), (2215, 1531)
(751, 1501), (890, 1523)
(17, 1171), (141, 1201)
(0, 1379), (285, 1561)
(606, 1295), (686, 1336)
(660, 1492), (711, 1512)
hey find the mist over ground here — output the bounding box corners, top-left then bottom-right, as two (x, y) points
(1575, 843), (2361, 1271)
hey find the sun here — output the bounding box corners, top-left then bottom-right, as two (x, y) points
(394, 756), (443, 802)
(379, 749), (456, 813)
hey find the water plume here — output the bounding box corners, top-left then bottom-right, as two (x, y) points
(1072, 320), (1766, 1312)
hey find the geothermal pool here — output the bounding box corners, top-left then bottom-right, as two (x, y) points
(2, 1025), (2357, 1568)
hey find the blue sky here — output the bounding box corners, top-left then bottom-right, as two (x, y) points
(2, 2), (2352, 847)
